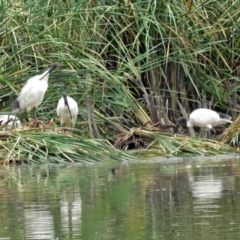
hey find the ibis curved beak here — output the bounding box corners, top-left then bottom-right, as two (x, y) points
(40, 62), (59, 80)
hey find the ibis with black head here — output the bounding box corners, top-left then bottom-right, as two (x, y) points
(11, 62), (59, 124)
(56, 93), (78, 128)
(0, 115), (22, 130)
(175, 108), (232, 133)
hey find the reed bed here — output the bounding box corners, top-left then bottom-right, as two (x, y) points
(0, 0), (239, 162)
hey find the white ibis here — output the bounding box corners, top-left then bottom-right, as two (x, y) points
(175, 108), (232, 133)
(0, 115), (22, 130)
(56, 93), (78, 128)
(11, 62), (59, 123)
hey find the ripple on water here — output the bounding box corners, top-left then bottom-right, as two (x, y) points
(24, 204), (54, 240)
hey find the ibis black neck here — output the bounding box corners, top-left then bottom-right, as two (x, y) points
(174, 117), (187, 134)
(40, 62), (59, 80)
(62, 93), (72, 120)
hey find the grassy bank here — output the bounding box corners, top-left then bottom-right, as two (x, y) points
(0, 0), (239, 162)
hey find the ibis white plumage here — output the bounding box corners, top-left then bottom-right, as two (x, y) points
(175, 108), (232, 133)
(0, 115), (22, 130)
(56, 93), (78, 128)
(11, 62), (59, 123)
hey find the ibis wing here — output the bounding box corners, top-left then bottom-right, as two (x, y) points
(68, 98), (78, 127)
(71, 105), (79, 126)
(19, 75), (40, 95)
(189, 109), (219, 127)
(56, 108), (61, 118)
(17, 80), (48, 110)
(56, 109), (61, 118)
(56, 98), (64, 118)
(190, 109), (232, 127)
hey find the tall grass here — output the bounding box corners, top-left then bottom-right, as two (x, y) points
(0, 0), (239, 162)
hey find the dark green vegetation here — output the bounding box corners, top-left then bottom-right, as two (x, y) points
(0, 0), (240, 163)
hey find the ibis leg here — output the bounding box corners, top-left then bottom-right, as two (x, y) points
(33, 108), (38, 124)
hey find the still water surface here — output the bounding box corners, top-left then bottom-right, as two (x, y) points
(0, 156), (240, 239)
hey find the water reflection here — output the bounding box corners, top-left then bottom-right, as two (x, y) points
(61, 189), (82, 237)
(187, 165), (235, 212)
(24, 204), (54, 239)
(191, 175), (223, 208)
(0, 159), (240, 239)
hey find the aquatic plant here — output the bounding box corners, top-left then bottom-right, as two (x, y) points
(0, 0), (239, 162)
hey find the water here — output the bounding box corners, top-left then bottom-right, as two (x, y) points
(0, 156), (240, 240)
